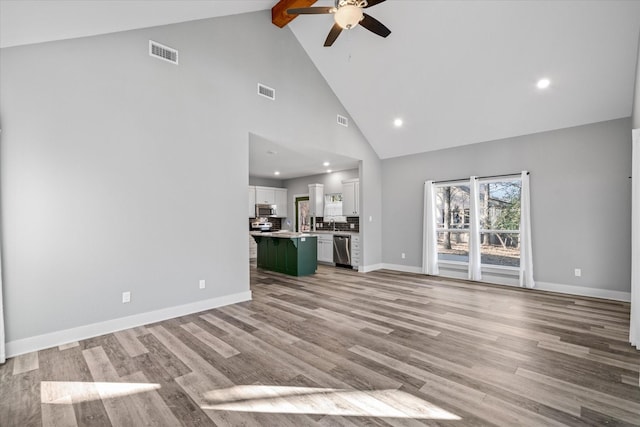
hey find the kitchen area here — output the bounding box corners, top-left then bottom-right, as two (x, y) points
(248, 134), (361, 276)
(249, 178), (361, 276)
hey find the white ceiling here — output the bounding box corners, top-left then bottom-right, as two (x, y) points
(0, 0), (275, 48)
(2, 0), (640, 161)
(249, 134), (359, 179)
(288, 0), (640, 158)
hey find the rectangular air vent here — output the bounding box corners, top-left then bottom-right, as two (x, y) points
(337, 114), (349, 127)
(257, 83), (275, 100)
(149, 40), (178, 64)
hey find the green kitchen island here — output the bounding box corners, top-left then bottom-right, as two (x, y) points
(251, 232), (317, 276)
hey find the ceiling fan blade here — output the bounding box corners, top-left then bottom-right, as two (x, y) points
(360, 13), (391, 38)
(324, 23), (343, 47)
(287, 7), (334, 15)
(364, 0), (387, 8)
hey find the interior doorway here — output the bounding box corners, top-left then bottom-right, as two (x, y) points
(295, 196), (310, 232)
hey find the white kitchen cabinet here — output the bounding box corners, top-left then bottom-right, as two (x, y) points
(254, 186), (287, 217)
(351, 234), (360, 269)
(342, 179), (359, 216)
(309, 184), (324, 217)
(317, 234), (334, 263)
(255, 186), (276, 205)
(274, 188), (288, 218)
(248, 186), (256, 218)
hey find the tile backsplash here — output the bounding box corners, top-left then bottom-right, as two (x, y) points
(249, 217), (359, 233)
(315, 217), (359, 233)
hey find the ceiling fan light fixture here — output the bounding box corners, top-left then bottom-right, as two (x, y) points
(334, 5), (364, 29)
(291, 0), (389, 47)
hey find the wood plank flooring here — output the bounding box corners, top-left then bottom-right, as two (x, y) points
(1, 264), (639, 426)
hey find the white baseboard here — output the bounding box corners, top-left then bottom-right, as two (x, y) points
(535, 282), (630, 302)
(361, 263), (631, 302)
(379, 263), (423, 274)
(359, 263), (384, 273)
(6, 290), (252, 358)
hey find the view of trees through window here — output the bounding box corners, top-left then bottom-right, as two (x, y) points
(479, 180), (521, 267)
(435, 184), (471, 262)
(436, 179), (522, 268)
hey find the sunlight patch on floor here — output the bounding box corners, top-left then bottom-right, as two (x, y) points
(41, 381), (161, 404)
(201, 385), (460, 419)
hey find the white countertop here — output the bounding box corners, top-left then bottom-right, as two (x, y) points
(251, 230), (359, 237)
(250, 231), (315, 238)
(310, 230), (360, 236)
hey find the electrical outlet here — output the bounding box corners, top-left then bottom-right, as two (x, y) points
(122, 291), (131, 303)
(401, 253), (406, 259)
(350, 223), (355, 229)
(574, 268), (582, 277)
(199, 279), (206, 289)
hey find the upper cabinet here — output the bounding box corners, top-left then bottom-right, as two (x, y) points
(342, 179), (360, 216)
(255, 186), (276, 205)
(252, 185), (287, 218)
(249, 186), (256, 218)
(274, 188), (287, 218)
(308, 184), (324, 217)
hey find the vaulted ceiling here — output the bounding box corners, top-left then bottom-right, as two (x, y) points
(2, 0), (640, 160)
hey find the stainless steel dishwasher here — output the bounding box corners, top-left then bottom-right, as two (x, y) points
(333, 234), (351, 267)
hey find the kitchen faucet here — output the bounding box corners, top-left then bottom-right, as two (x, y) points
(329, 217), (336, 231)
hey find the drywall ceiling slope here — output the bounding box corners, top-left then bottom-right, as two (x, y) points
(289, 0), (640, 159)
(0, 0), (274, 48)
(3, 1), (640, 160)
(249, 133), (359, 180)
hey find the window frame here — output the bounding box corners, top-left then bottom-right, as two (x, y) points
(435, 177), (523, 273)
(433, 181), (472, 265)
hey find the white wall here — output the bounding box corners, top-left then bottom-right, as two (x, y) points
(0, 11), (381, 353)
(634, 30), (640, 129)
(382, 118), (632, 296)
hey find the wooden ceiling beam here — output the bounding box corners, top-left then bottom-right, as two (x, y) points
(272, 0), (318, 28)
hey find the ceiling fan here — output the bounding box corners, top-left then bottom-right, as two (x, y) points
(287, 0), (391, 47)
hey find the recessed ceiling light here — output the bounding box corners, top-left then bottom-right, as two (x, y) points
(327, 169), (333, 173)
(323, 161), (330, 167)
(394, 118), (403, 127)
(536, 78), (551, 89)
(274, 171), (280, 176)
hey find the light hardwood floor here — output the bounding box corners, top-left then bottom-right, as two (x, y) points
(1, 264), (639, 426)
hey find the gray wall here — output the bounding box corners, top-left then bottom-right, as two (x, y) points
(283, 169), (359, 229)
(382, 118), (632, 292)
(249, 177), (284, 188)
(0, 11), (381, 344)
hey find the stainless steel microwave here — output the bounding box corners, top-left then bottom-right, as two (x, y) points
(256, 204), (277, 217)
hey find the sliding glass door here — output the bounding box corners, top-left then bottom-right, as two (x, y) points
(426, 172), (532, 287)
